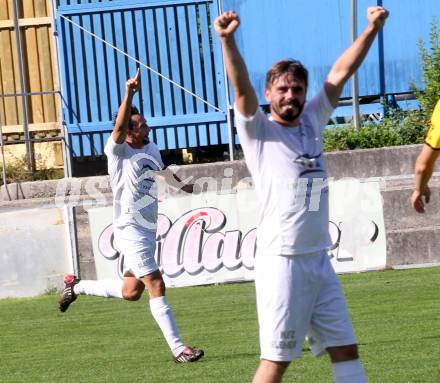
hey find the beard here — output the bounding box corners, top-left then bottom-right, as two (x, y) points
(277, 99), (305, 122)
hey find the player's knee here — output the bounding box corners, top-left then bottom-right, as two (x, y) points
(148, 279), (166, 298)
(260, 359), (290, 377)
(327, 344), (359, 363)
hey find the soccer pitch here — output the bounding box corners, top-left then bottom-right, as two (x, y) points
(1, 267), (439, 383)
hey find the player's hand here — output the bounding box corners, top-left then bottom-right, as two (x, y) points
(367, 6), (389, 30)
(214, 11), (240, 39)
(126, 68), (140, 95)
(180, 183), (194, 194)
(411, 187), (430, 213)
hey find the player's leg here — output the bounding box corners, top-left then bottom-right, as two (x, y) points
(58, 233), (148, 312)
(327, 345), (365, 383)
(307, 251), (366, 383)
(120, 235), (184, 356)
(327, 344), (359, 362)
(121, 270), (144, 300)
(140, 269), (204, 363)
(252, 360), (289, 383)
(58, 274), (124, 312)
(121, 232), (203, 363)
(253, 252), (321, 383)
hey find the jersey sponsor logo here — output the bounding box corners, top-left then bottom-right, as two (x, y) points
(294, 153), (325, 177)
(294, 155), (321, 169)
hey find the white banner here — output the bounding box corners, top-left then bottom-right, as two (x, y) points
(89, 179), (386, 287)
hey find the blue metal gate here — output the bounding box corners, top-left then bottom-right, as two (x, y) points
(222, 0), (440, 103)
(55, 0), (228, 161)
(55, 0), (440, 169)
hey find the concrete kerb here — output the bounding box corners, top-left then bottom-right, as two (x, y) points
(0, 144), (426, 203)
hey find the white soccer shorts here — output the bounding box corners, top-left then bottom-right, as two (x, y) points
(114, 226), (158, 279)
(254, 249), (357, 362)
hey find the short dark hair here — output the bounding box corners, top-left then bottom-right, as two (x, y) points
(265, 59), (308, 89)
(112, 105), (141, 128)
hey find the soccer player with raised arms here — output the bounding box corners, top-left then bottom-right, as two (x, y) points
(215, 6), (389, 383)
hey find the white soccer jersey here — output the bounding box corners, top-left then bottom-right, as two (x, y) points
(234, 88), (334, 255)
(104, 137), (164, 236)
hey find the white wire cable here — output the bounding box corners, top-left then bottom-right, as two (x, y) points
(59, 14), (225, 114)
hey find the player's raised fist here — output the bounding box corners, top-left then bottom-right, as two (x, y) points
(367, 6), (389, 30)
(126, 68), (141, 94)
(214, 11), (240, 39)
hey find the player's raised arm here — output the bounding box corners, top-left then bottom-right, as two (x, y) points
(324, 6), (389, 107)
(411, 101), (440, 213)
(411, 145), (439, 213)
(214, 11), (258, 117)
(112, 68), (141, 144)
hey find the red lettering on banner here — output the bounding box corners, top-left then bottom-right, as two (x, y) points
(97, 210), (379, 278)
(202, 231), (242, 271)
(182, 220), (204, 275)
(221, 231), (242, 270)
(98, 224), (119, 260)
(202, 232), (226, 272)
(97, 207), (257, 277)
(158, 208), (228, 277)
(240, 228), (257, 270)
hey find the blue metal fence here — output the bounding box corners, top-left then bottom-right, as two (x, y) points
(56, 0), (228, 158)
(55, 0), (439, 162)
(221, 0), (440, 103)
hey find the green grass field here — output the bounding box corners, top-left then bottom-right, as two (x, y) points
(1, 267), (440, 383)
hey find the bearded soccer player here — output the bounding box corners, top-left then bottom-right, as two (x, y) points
(215, 6), (388, 383)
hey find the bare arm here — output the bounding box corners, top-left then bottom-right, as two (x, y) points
(325, 6), (389, 107)
(214, 11), (258, 117)
(112, 68), (140, 144)
(411, 145), (440, 213)
(159, 167), (195, 193)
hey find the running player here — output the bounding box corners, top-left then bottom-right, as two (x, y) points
(58, 69), (203, 364)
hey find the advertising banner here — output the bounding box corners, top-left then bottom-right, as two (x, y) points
(89, 179), (386, 287)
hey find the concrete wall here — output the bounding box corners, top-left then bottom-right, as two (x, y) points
(1, 144), (439, 280)
(0, 207), (73, 298)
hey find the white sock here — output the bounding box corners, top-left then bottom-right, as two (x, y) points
(149, 296), (185, 356)
(332, 359), (367, 383)
(73, 279), (123, 298)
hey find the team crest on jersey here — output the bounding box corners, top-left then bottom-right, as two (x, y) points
(295, 156), (321, 169)
(294, 153), (323, 176)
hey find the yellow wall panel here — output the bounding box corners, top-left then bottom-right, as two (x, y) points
(1, 0), (59, 128)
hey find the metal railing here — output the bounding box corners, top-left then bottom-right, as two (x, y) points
(0, 0), (70, 194)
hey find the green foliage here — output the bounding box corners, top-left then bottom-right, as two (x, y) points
(412, 18), (440, 119)
(323, 124), (397, 151)
(323, 108), (427, 152)
(324, 19), (439, 152)
(0, 155), (64, 184)
(389, 108), (428, 144)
